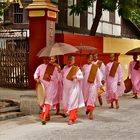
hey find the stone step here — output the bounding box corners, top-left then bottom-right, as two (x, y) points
(0, 106), (20, 113)
(0, 99), (19, 108)
(0, 112), (25, 121)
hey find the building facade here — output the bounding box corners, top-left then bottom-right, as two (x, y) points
(1, 0), (140, 88)
(2, 0), (140, 39)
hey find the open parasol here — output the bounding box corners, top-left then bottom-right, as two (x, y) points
(125, 47), (140, 55)
(37, 43), (78, 57)
(75, 45), (97, 51)
(74, 45), (97, 67)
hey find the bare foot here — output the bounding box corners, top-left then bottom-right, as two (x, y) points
(88, 111), (93, 120)
(132, 96), (138, 99)
(99, 98), (103, 106)
(55, 112), (60, 115)
(109, 106), (114, 109)
(68, 120), (73, 125)
(60, 113), (67, 118)
(72, 120), (76, 124)
(42, 120), (46, 125)
(86, 109), (90, 115)
(116, 105), (119, 109)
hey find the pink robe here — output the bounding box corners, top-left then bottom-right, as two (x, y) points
(128, 61), (140, 93)
(62, 65), (85, 113)
(34, 64), (60, 106)
(52, 72), (62, 106)
(105, 62), (125, 104)
(82, 64), (103, 107)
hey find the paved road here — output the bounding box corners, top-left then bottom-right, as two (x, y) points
(0, 93), (140, 140)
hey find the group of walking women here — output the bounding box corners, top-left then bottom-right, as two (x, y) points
(34, 53), (140, 125)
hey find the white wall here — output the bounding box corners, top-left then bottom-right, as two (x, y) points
(87, 1), (121, 36)
(67, 1), (121, 36)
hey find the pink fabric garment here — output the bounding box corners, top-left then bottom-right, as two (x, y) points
(82, 64), (103, 107)
(52, 73), (62, 107)
(92, 60), (106, 80)
(105, 62), (125, 104)
(128, 61), (140, 93)
(34, 64), (60, 106)
(62, 65), (85, 113)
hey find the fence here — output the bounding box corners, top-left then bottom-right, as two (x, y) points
(0, 30), (29, 88)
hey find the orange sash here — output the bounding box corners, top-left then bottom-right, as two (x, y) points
(97, 61), (102, 68)
(88, 64), (98, 83)
(109, 61), (119, 77)
(66, 66), (78, 81)
(43, 64), (55, 81)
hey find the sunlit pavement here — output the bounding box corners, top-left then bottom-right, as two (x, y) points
(0, 93), (140, 140)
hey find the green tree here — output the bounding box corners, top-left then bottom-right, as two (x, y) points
(70, 0), (140, 36)
(130, 10), (140, 25)
(0, 1), (10, 21)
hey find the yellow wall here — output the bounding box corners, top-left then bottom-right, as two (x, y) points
(118, 55), (132, 79)
(103, 37), (140, 80)
(104, 37), (140, 54)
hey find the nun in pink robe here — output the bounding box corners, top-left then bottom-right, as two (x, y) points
(92, 53), (106, 106)
(62, 56), (85, 125)
(34, 57), (60, 124)
(105, 54), (125, 109)
(82, 54), (103, 119)
(49, 56), (62, 114)
(92, 54), (106, 78)
(128, 55), (140, 99)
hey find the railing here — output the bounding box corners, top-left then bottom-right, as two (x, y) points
(0, 30), (29, 88)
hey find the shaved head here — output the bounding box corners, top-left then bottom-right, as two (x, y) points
(110, 53), (115, 57)
(87, 54), (93, 64)
(109, 53), (115, 62)
(93, 53), (98, 61)
(68, 55), (75, 61)
(67, 55), (75, 66)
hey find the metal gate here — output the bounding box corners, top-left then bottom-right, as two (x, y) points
(0, 30), (29, 88)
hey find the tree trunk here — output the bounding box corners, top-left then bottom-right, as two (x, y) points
(89, 0), (103, 36)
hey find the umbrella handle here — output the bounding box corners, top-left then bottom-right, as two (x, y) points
(57, 56), (60, 65)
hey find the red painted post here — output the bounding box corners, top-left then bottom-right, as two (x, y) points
(26, 0), (58, 88)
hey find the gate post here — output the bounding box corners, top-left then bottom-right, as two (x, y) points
(26, 0), (58, 88)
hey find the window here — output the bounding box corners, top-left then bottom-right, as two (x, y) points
(87, 2), (94, 30)
(13, 3), (23, 23)
(67, 0), (80, 28)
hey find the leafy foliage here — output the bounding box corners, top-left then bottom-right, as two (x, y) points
(0, 1), (10, 18)
(0, 2), (6, 16)
(70, 0), (96, 15)
(70, 0), (140, 22)
(130, 10), (140, 25)
(69, 0), (140, 35)
(129, 1), (140, 25)
(101, 0), (117, 11)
